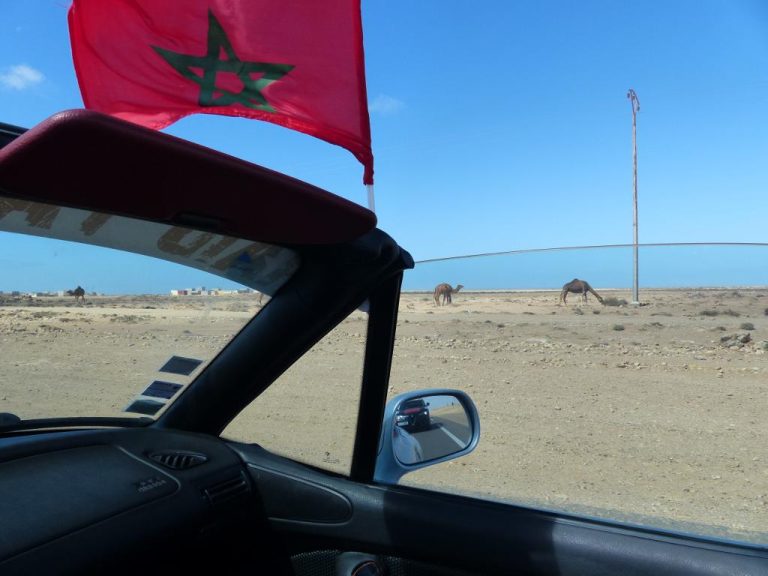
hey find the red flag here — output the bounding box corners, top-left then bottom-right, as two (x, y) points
(68, 0), (374, 184)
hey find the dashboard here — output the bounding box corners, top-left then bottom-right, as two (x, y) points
(0, 427), (266, 575)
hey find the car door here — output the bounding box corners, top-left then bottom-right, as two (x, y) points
(233, 446), (768, 576)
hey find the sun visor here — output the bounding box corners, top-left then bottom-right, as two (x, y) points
(0, 109), (376, 245)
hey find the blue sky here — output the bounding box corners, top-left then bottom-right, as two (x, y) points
(2, 1), (768, 292)
(403, 244), (768, 291)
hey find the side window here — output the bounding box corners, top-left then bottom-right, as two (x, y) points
(387, 245), (768, 545)
(222, 308), (368, 475)
(0, 231), (260, 423)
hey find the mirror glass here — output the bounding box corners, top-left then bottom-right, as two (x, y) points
(393, 394), (471, 465)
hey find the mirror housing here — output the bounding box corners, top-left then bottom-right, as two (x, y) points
(374, 389), (480, 484)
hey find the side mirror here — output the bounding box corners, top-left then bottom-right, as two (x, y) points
(374, 389), (480, 484)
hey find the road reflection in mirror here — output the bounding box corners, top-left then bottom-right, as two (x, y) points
(393, 394), (471, 465)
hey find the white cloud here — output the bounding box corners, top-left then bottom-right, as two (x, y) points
(369, 94), (405, 116)
(0, 64), (45, 90)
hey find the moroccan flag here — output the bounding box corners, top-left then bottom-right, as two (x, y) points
(68, 0), (374, 184)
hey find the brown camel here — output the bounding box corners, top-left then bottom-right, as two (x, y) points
(560, 278), (603, 305)
(67, 286), (86, 304)
(433, 283), (464, 306)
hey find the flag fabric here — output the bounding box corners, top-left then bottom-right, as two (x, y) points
(68, 0), (374, 184)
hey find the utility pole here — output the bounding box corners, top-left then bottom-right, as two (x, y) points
(627, 88), (640, 304)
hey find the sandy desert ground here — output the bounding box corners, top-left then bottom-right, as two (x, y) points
(1, 288), (767, 543)
(390, 289), (768, 543)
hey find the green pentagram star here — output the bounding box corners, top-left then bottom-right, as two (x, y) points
(152, 10), (294, 112)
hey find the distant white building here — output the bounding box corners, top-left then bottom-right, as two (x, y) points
(170, 287), (259, 297)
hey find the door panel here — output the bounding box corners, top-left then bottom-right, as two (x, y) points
(232, 443), (768, 576)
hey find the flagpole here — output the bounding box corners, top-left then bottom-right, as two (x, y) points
(627, 88), (640, 305)
(366, 184), (375, 213)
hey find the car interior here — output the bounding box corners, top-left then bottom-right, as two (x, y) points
(0, 110), (767, 576)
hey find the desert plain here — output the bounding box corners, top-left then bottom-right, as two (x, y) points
(1, 287), (767, 543)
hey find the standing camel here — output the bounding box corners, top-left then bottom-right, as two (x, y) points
(433, 283), (464, 306)
(560, 279), (603, 305)
(67, 286), (86, 304)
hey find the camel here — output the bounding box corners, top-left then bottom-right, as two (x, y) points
(67, 286), (86, 304)
(433, 283), (464, 306)
(560, 278), (604, 305)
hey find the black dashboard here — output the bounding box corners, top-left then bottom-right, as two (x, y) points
(0, 427), (266, 575)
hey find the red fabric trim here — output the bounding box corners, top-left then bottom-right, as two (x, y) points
(0, 110), (376, 245)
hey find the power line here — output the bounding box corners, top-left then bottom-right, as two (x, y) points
(414, 242), (768, 264)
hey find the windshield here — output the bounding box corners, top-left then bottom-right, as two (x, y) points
(0, 194), (299, 422)
(400, 400), (426, 410)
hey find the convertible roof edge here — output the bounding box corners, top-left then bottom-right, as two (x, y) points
(0, 110), (377, 245)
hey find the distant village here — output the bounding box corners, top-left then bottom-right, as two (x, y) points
(168, 287), (261, 297)
(0, 287), (263, 298)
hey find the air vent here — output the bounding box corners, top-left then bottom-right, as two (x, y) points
(149, 450), (208, 470)
(202, 471), (250, 505)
